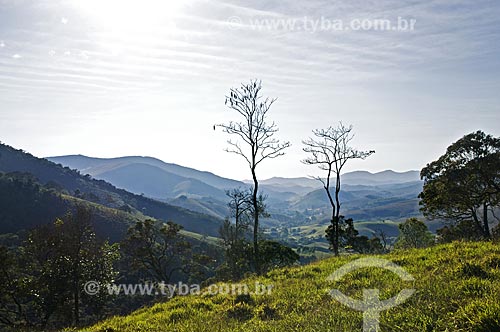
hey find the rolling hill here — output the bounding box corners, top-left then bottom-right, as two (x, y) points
(0, 143), (224, 238)
(48, 155), (244, 190)
(45, 154), (426, 251)
(80, 241), (500, 332)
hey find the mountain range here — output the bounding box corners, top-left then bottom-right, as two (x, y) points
(0, 143), (426, 255)
(48, 155), (424, 232)
(48, 155), (420, 199)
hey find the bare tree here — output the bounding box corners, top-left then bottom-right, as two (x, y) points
(302, 123), (374, 255)
(226, 187), (253, 243)
(375, 229), (389, 253)
(217, 80), (290, 273)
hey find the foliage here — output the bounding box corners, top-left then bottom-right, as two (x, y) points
(419, 130), (500, 239)
(436, 219), (484, 243)
(121, 219), (191, 283)
(325, 216), (384, 254)
(258, 240), (300, 272)
(217, 217), (253, 280)
(395, 218), (434, 249)
(0, 172), (68, 234)
(0, 207), (120, 330)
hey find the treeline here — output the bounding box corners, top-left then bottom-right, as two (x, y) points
(0, 206), (224, 331)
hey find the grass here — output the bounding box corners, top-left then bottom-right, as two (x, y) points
(76, 241), (500, 332)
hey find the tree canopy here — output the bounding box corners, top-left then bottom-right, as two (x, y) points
(419, 130), (500, 239)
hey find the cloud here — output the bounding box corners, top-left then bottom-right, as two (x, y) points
(0, 0), (499, 178)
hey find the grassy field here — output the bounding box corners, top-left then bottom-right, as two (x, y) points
(76, 241), (500, 332)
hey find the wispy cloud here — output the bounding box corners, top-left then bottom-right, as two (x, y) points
(0, 0), (499, 178)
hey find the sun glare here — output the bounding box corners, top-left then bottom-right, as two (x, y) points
(74, 0), (186, 33)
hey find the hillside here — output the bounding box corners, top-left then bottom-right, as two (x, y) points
(0, 171), (144, 242)
(45, 153), (425, 252)
(97, 163), (227, 201)
(48, 155), (244, 191)
(0, 143), (223, 237)
(80, 241), (500, 332)
(48, 154), (423, 222)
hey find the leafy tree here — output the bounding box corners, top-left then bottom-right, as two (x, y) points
(122, 219), (191, 283)
(24, 206), (119, 328)
(338, 217), (383, 254)
(395, 218), (434, 249)
(258, 240), (299, 272)
(0, 245), (30, 329)
(436, 220), (484, 243)
(302, 123), (374, 255)
(217, 80), (290, 273)
(419, 130), (500, 239)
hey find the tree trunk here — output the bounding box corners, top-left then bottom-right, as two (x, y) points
(251, 167), (260, 274)
(74, 277), (79, 326)
(334, 174), (342, 256)
(471, 210), (482, 237)
(483, 203), (491, 239)
(234, 203), (239, 243)
(324, 186), (338, 256)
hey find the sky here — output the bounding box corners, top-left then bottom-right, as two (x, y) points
(0, 0), (499, 180)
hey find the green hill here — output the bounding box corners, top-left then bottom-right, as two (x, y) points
(0, 143), (223, 237)
(78, 241), (500, 332)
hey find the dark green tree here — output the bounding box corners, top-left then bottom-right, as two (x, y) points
(0, 245), (30, 329)
(258, 240), (299, 272)
(336, 217), (383, 254)
(419, 131), (500, 239)
(122, 219), (191, 283)
(395, 218), (434, 249)
(24, 206), (119, 328)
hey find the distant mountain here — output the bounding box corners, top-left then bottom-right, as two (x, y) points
(47, 154), (424, 227)
(289, 188), (357, 210)
(260, 177), (322, 189)
(96, 163), (227, 201)
(341, 170), (420, 185)
(288, 180), (423, 221)
(0, 144), (223, 237)
(258, 170), (420, 187)
(48, 155), (244, 190)
(47, 155), (245, 202)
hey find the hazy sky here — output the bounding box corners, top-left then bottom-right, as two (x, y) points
(0, 0), (499, 180)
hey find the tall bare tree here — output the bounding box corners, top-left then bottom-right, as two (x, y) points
(217, 80), (290, 273)
(302, 123), (374, 255)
